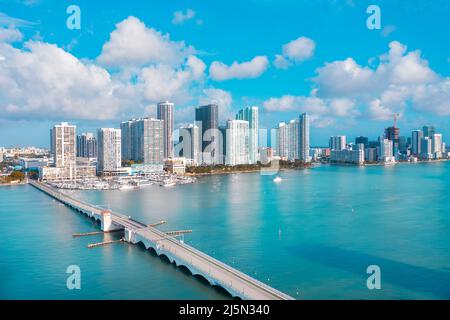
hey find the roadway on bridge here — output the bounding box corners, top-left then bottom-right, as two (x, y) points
(30, 180), (294, 300)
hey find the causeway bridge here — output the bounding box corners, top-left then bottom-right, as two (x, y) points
(30, 180), (294, 300)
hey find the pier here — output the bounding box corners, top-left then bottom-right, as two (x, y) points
(30, 180), (294, 300)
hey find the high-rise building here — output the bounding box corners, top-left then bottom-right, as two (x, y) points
(225, 120), (249, 166)
(195, 104), (219, 165)
(432, 133), (442, 158)
(355, 136), (369, 150)
(276, 122), (289, 159)
(411, 130), (423, 156)
(299, 113), (310, 162)
(120, 120), (133, 161)
(236, 106), (259, 164)
(420, 137), (433, 159)
(379, 138), (394, 162)
(130, 118), (164, 165)
(97, 128), (122, 175)
(423, 125), (436, 138)
(385, 126), (400, 157)
(329, 136), (346, 151)
(287, 119), (299, 161)
(157, 101), (174, 159)
(178, 124), (200, 165)
(219, 125), (227, 164)
(398, 136), (408, 153)
(121, 118), (164, 166)
(50, 122), (76, 168)
(76, 133), (97, 159)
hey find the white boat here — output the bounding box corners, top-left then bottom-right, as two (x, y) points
(119, 185), (135, 190)
(273, 176), (283, 183)
(160, 180), (176, 187)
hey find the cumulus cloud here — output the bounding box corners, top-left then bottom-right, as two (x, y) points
(274, 36), (315, 69)
(311, 41), (448, 121)
(98, 16), (194, 68)
(199, 88), (233, 120)
(0, 27), (23, 43)
(138, 55), (206, 103)
(172, 9), (196, 25)
(0, 16), (208, 122)
(263, 94), (357, 126)
(0, 41), (123, 120)
(209, 56), (269, 81)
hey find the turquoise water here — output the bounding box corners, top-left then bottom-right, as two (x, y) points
(1, 162), (450, 299)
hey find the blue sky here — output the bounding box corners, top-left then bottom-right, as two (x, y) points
(0, 0), (449, 147)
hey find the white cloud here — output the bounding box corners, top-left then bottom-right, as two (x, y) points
(0, 41), (123, 120)
(172, 9), (196, 25)
(0, 27), (23, 43)
(263, 94), (359, 127)
(199, 88), (233, 120)
(274, 36), (315, 69)
(312, 41), (448, 120)
(98, 16), (194, 68)
(209, 56), (269, 81)
(137, 55), (206, 103)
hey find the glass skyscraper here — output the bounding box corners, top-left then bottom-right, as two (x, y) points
(195, 104), (219, 165)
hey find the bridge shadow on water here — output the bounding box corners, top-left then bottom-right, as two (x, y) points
(289, 243), (450, 299)
(135, 242), (238, 299)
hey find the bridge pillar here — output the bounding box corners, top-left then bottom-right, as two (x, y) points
(124, 228), (136, 243)
(100, 210), (122, 232)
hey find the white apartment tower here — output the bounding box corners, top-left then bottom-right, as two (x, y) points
(157, 101), (174, 160)
(50, 122), (76, 168)
(236, 106), (259, 164)
(97, 128), (122, 175)
(226, 120), (249, 166)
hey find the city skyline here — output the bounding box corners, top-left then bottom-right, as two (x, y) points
(0, 0), (449, 146)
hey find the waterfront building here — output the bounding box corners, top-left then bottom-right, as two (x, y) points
(131, 118), (164, 166)
(432, 133), (443, 159)
(97, 128), (122, 175)
(420, 137), (433, 160)
(121, 118), (164, 171)
(218, 125), (227, 165)
(287, 119), (299, 161)
(398, 136), (408, 154)
(330, 143), (364, 165)
(329, 136), (346, 151)
(355, 136), (369, 150)
(157, 101), (174, 160)
(423, 125), (436, 138)
(379, 138), (395, 163)
(385, 126), (400, 158)
(177, 124), (201, 166)
(225, 120), (249, 166)
(299, 113), (310, 162)
(164, 158), (186, 174)
(412, 130), (423, 156)
(76, 133), (97, 159)
(50, 122), (76, 168)
(276, 122), (289, 159)
(195, 104), (219, 165)
(120, 120), (133, 161)
(365, 148), (378, 162)
(236, 106), (259, 164)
